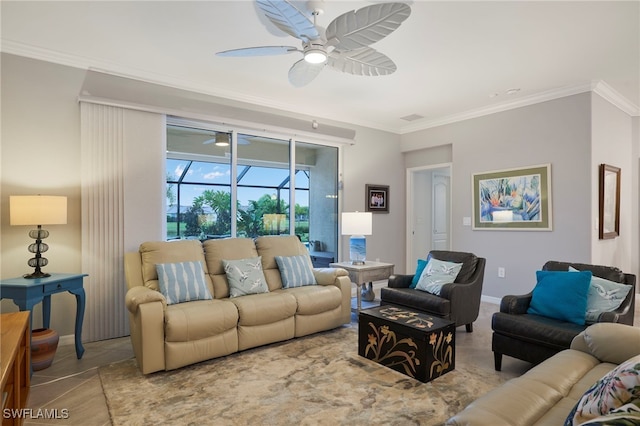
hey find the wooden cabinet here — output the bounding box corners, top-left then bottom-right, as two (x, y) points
(1, 312), (30, 426)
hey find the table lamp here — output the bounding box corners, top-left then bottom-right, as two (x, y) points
(9, 195), (67, 279)
(341, 212), (372, 265)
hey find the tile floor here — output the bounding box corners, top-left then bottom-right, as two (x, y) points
(24, 294), (640, 426)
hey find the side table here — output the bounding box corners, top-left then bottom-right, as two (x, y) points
(0, 273), (87, 360)
(329, 261), (394, 311)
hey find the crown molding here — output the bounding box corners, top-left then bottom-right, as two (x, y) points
(0, 39), (392, 133)
(2, 39), (637, 136)
(592, 80), (640, 116)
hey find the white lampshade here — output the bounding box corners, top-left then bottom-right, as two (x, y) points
(10, 195), (68, 226)
(341, 212), (372, 236)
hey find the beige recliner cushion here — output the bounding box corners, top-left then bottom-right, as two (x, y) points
(164, 299), (239, 342)
(230, 292), (297, 326)
(280, 286), (342, 316)
(203, 238), (259, 299)
(139, 240), (213, 295)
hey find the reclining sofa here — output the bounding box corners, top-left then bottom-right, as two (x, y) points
(448, 322), (640, 425)
(124, 235), (352, 374)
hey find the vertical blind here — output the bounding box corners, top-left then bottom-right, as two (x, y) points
(80, 103), (126, 341)
(80, 102), (165, 341)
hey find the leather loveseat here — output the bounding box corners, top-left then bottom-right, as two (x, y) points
(124, 235), (352, 374)
(447, 322), (640, 425)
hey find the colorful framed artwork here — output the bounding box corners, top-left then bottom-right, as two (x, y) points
(472, 164), (552, 230)
(365, 184), (389, 213)
(598, 163), (620, 239)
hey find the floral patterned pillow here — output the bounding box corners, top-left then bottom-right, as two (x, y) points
(565, 354), (640, 425)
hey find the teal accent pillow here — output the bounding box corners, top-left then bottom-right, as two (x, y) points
(569, 267), (633, 324)
(222, 257), (269, 298)
(275, 255), (317, 288)
(564, 354), (640, 425)
(415, 258), (463, 296)
(527, 270), (592, 325)
(410, 253), (433, 289)
(156, 261), (212, 305)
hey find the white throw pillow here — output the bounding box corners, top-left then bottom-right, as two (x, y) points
(415, 258), (463, 295)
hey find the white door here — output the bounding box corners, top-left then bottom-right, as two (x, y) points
(406, 164), (451, 272)
(431, 174), (449, 250)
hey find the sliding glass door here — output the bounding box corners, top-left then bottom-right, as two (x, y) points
(165, 122), (338, 255)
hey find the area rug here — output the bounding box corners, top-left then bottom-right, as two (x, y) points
(100, 323), (507, 425)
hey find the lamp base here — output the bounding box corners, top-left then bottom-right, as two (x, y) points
(23, 271), (51, 279)
(349, 235), (367, 265)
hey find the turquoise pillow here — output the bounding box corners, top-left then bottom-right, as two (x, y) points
(275, 255), (317, 288)
(569, 267), (633, 323)
(527, 270), (592, 325)
(222, 257), (269, 298)
(156, 261), (212, 305)
(415, 257), (463, 296)
(410, 259), (428, 289)
(410, 253), (433, 289)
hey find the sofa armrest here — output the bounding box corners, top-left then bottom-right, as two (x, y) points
(500, 293), (533, 314)
(313, 268), (351, 324)
(388, 274), (413, 288)
(125, 286), (166, 314)
(313, 267), (348, 285)
(125, 286), (166, 374)
(570, 322), (640, 364)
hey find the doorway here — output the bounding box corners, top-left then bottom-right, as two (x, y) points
(406, 164), (452, 272)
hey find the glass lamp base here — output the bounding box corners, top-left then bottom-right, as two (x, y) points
(349, 235), (366, 265)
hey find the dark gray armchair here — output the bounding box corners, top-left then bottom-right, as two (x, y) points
(380, 250), (486, 332)
(492, 260), (636, 371)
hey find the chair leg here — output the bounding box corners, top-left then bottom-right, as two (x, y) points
(494, 352), (502, 371)
(465, 323), (473, 333)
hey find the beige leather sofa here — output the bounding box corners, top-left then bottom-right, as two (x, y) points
(124, 235), (352, 374)
(447, 322), (640, 425)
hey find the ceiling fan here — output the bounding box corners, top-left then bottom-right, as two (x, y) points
(216, 0), (411, 87)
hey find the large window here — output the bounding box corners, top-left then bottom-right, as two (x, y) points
(166, 123), (338, 254)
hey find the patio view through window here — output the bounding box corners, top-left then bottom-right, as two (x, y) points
(166, 124), (338, 255)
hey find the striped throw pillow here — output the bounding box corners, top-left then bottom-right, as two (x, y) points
(275, 255), (317, 288)
(156, 261), (212, 305)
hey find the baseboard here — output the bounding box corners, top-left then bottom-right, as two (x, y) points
(481, 295), (501, 305)
(59, 334), (75, 347)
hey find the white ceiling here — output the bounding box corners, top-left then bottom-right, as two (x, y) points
(2, 1), (639, 134)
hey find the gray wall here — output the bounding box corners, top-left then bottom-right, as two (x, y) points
(1, 54), (86, 335)
(401, 94), (595, 298)
(591, 94), (634, 271)
(0, 53), (407, 339)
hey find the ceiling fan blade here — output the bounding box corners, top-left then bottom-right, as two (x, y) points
(217, 46), (300, 57)
(288, 59), (324, 87)
(256, 0), (319, 42)
(325, 2), (411, 51)
(327, 47), (397, 76)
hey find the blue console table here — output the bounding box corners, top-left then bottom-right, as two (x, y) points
(0, 273), (87, 359)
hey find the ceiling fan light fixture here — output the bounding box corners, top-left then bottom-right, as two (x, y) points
(303, 41), (327, 64)
(214, 133), (230, 147)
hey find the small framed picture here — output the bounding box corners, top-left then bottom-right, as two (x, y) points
(366, 184), (389, 213)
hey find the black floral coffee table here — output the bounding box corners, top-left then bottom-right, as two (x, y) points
(358, 305), (456, 383)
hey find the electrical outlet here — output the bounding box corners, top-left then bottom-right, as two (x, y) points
(498, 267), (506, 278)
